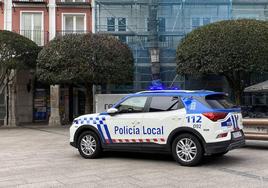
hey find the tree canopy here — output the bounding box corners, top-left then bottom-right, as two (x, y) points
(37, 33), (134, 85)
(0, 30), (40, 70)
(37, 33), (134, 113)
(176, 19), (268, 104)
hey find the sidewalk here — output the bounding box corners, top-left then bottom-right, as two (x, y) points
(0, 126), (267, 188)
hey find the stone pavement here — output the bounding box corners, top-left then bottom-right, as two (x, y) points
(0, 126), (268, 188)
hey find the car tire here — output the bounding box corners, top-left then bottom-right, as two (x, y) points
(78, 131), (102, 159)
(172, 133), (203, 166)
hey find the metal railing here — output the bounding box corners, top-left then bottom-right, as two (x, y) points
(56, 30), (90, 37)
(243, 118), (268, 141)
(14, 30), (49, 46)
(12, 0), (47, 3)
(56, 0), (91, 5)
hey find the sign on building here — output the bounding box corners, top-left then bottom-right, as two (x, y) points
(95, 94), (127, 113)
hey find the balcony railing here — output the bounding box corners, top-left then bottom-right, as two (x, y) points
(56, 0), (91, 6)
(14, 30), (49, 46)
(12, 0), (47, 3)
(56, 30), (90, 37)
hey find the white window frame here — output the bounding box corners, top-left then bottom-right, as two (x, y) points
(117, 17), (127, 31)
(106, 17), (127, 32)
(20, 11), (44, 46)
(62, 13), (87, 34)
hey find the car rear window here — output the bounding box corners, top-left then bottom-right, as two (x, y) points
(202, 94), (236, 109)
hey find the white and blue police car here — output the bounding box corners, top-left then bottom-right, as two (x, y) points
(70, 90), (245, 166)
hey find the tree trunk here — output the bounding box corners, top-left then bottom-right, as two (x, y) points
(233, 87), (243, 105)
(225, 72), (244, 106)
(85, 83), (93, 114)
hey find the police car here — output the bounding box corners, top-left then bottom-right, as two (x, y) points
(70, 90), (245, 166)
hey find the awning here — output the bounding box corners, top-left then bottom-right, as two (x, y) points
(244, 80), (268, 93)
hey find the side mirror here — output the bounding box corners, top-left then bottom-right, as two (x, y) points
(107, 108), (118, 114)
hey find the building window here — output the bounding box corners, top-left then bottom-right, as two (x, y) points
(191, 17), (211, 30)
(159, 17), (166, 42)
(118, 17), (126, 42)
(107, 17), (115, 31)
(191, 17), (200, 30)
(118, 17), (126, 31)
(21, 12), (43, 46)
(107, 17), (127, 42)
(63, 14), (86, 34)
(203, 17), (211, 25)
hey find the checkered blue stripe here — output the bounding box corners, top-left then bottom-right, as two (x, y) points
(75, 116), (112, 143)
(76, 116), (106, 126)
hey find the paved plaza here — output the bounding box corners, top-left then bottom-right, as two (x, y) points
(0, 126), (268, 188)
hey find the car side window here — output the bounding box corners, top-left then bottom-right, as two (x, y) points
(116, 97), (147, 113)
(149, 96), (184, 112)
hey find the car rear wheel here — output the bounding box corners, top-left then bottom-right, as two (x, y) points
(78, 131), (102, 159)
(172, 133), (203, 166)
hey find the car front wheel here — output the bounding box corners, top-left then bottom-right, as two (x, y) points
(172, 133), (203, 166)
(78, 131), (102, 159)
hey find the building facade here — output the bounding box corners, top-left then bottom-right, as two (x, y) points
(0, 0), (268, 125)
(0, 0), (92, 125)
(93, 0), (268, 115)
(93, 0), (268, 92)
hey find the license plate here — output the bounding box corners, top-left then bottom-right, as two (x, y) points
(232, 131), (242, 139)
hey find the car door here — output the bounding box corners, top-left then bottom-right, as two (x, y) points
(105, 96), (148, 145)
(141, 95), (186, 145)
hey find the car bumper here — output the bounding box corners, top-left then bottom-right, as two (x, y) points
(205, 131), (245, 155)
(70, 142), (77, 148)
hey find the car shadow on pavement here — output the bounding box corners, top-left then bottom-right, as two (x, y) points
(202, 155), (243, 166)
(96, 151), (243, 166)
(244, 143), (268, 150)
(103, 151), (174, 162)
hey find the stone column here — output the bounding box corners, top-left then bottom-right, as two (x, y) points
(8, 83), (17, 126)
(8, 70), (17, 126)
(48, 0), (56, 40)
(4, 0), (12, 31)
(49, 85), (61, 126)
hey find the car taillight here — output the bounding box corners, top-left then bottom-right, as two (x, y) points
(202, 112), (228, 122)
(216, 132), (228, 139)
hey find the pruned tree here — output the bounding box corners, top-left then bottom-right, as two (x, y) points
(176, 19), (268, 104)
(37, 33), (134, 113)
(0, 30), (40, 125)
(0, 30), (40, 90)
